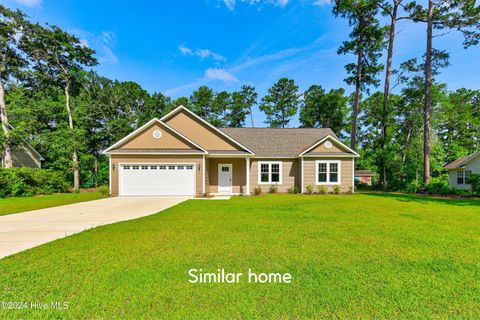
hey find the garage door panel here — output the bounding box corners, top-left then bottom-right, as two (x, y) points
(120, 164), (195, 196)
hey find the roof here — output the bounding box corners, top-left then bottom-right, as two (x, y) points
(208, 150), (251, 155)
(218, 128), (339, 157)
(444, 151), (480, 169)
(107, 148), (205, 154)
(355, 170), (374, 176)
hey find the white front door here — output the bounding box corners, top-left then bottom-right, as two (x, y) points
(218, 164), (232, 193)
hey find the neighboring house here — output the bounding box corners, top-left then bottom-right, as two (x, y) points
(444, 151), (480, 190)
(0, 141), (44, 169)
(103, 106), (359, 196)
(355, 170), (374, 185)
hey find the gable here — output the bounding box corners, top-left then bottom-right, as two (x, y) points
(164, 109), (244, 151)
(118, 122), (199, 150)
(306, 138), (351, 154)
(465, 154), (480, 172)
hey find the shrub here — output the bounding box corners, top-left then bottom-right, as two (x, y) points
(99, 185), (110, 196)
(0, 168), (70, 198)
(467, 173), (480, 195)
(287, 186), (299, 194)
(269, 184), (278, 193)
(405, 181), (420, 194)
(254, 186), (262, 196)
(305, 184), (315, 195)
(317, 185), (327, 194)
(347, 186), (353, 194)
(333, 185), (341, 194)
(425, 177), (450, 195)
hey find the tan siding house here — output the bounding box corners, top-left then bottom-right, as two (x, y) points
(104, 106), (359, 196)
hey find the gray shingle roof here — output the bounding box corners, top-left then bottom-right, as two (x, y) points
(444, 151), (480, 169)
(219, 128), (338, 157)
(108, 148), (205, 154)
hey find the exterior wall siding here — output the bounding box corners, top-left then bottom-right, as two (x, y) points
(11, 147), (42, 168)
(165, 109), (243, 151)
(110, 154), (203, 196)
(448, 156), (480, 190)
(249, 159), (299, 193)
(208, 158), (246, 194)
(303, 157), (354, 192)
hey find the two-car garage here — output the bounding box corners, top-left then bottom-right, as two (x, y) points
(119, 164), (196, 196)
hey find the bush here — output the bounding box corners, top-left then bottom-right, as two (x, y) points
(425, 177), (450, 195)
(269, 184), (278, 193)
(254, 186), (262, 196)
(99, 185), (110, 196)
(0, 168), (70, 198)
(333, 185), (341, 194)
(347, 186), (353, 194)
(317, 185), (327, 195)
(305, 184), (315, 195)
(467, 173), (480, 195)
(287, 186), (299, 194)
(405, 181), (420, 193)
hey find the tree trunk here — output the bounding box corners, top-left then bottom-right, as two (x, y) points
(281, 106), (285, 128)
(65, 83), (80, 191)
(423, 0), (433, 185)
(380, 2), (398, 187)
(250, 107), (254, 128)
(351, 33), (363, 151)
(0, 80), (13, 168)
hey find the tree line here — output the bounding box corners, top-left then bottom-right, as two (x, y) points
(1, 3), (479, 192)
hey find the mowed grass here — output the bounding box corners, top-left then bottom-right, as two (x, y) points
(0, 193), (479, 319)
(0, 192), (105, 216)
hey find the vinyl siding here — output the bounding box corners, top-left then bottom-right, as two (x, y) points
(448, 156), (480, 190)
(250, 159), (299, 193)
(11, 147), (42, 168)
(303, 157), (354, 192)
(208, 158), (247, 194)
(110, 154), (203, 196)
(307, 138), (349, 153)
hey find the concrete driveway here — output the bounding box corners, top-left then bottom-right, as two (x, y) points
(0, 196), (189, 259)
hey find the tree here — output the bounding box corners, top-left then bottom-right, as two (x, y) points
(190, 86), (214, 120)
(0, 5), (30, 168)
(406, 0), (480, 183)
(333, 0), (385, 150)
(211, 91), (230, 127)
(299, 85), (348, 134)
(25, 24), (98, 190)
(227, 85), (258, 128)
(260, 78), (300, 128)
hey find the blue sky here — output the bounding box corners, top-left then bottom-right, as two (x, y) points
(4, 0), (480, 127)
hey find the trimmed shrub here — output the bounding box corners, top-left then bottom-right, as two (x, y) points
(0, 168), (70, 198)
(425, 177), (450, 195)
(254, 186), (262, 196)
(305, 184), (315, 195)
(317, 185), (327, 195)
(333, 185), (341, 194)
(269, 184), (278, 193)
(287, 186), (299, 194)
(99, 185), (110, 196)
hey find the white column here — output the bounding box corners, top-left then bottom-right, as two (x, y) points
(202, 155), (206, 195)
(301, 157), (304, 194)
(246, 157), (251, 195)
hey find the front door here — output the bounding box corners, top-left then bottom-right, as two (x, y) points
(218, 164), (232, 193)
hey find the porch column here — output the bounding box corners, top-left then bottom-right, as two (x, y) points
(301, 157), (304, 193)
(246, 157), (250, 195)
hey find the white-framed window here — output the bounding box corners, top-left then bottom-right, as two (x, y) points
(457, 170), (472, 184)
(258, 161), (282, 184)
(315, 160), (341, 185)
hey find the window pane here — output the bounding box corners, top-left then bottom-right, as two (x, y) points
(261, 163), (269, 173)
(261, 173), (269, 182)
(271, 173), (280, 183)
(330, 163), (338, 173)
(271, 163), (280, 173)
(318, 173), (327, 182)
(457, 171), (464, 184)
(318, 163), (327, 173)
(330, 173), (338, 183)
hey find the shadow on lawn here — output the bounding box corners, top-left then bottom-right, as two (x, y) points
(362, 192), (480, 207)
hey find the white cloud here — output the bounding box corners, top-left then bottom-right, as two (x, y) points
(79, 38), (90, 48)
(204, 68), (239, 83)
(178, 44), (193, 55)
(69, 28), (118, 64)
(195, 49), (226, 61)
(276, 0), (289, 7)
(13, 0), (42, 7)
(224, 0), (236, 10)
(313, 0), (331, 6)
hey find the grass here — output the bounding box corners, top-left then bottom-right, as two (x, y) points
(0, 193), (479, 319)
(0, 192), (106, 216)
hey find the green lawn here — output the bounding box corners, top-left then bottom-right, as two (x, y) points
(0, 192), (105, 216)
(0, 193), (479, 319)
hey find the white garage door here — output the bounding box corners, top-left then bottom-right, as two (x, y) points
(120, 164), (196, 196)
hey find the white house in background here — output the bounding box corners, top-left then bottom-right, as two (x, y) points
(444, 151), (480, 190)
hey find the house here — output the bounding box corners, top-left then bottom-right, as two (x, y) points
(444, 151), (480, 190)
(103, 106), (359, 196)
(1, 141), (44, 169)
(355, 170), (374, 185)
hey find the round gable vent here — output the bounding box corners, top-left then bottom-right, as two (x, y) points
(152, 130), (162, 139)
(325, 141), (333, 149)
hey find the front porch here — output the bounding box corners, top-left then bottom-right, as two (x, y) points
(205, 156), (251, 196)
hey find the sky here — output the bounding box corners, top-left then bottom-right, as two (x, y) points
(3, 0), (480, 127)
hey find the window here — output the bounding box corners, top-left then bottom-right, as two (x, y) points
(168, 166), (175, 170)
(222, 166), (230, 172)
(258, 162), (282, 184)
(124, 166), (130, 170)
(141, 165), (148, 170)
(177, 166), (184, 170)
(457, 170), (472, 184)
(150, 166), (157, 170)
(159, 165), (166, 170)
(186, 165), (194, 170)
(132, 166), (139, 170)
(315, 160), (341, 185)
